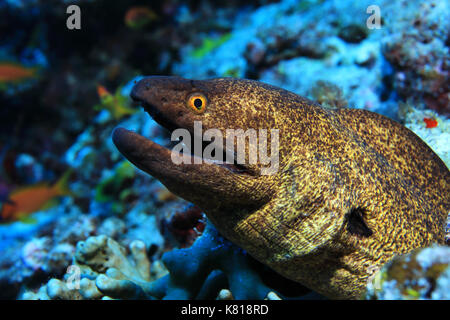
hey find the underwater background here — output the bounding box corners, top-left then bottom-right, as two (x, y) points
(0, 0), (448, 300)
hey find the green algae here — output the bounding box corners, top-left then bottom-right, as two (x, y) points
(191, 33), (232, 59)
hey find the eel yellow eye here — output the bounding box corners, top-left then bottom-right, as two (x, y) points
(187, 93), (207, 113)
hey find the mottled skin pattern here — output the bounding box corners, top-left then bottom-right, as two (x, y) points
(113, 76), (449, 299)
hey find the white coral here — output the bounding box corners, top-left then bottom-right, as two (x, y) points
(21, 235), (167, 300)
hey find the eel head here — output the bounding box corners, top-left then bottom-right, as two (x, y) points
(112, 76), (283, 224)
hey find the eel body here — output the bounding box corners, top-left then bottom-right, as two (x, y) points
(113, 76), (449, 299)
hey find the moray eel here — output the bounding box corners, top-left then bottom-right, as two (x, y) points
(113, 76), (449, 299)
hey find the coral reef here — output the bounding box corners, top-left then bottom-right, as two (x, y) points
(400, 103), (450, 168)
(366, 246), (450, 300)
(161, 204), (206, 248)
(381, 1), (449, 115)
(22, 223), (317, 300)
(309, 80), (348, 109)
(173, 0), (393, 117)
(144, 223), (303, 300)
(21, 235), (167, 300)
(0, 203), (95, 299)
(1, 0), (448, 300)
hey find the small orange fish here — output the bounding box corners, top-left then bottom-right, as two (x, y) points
(423, 117), (438, 128)
(97, 84), (110, 99)
(0, 63), (36, 83)
(0, 170), (73, 222)
(124, 6), (158, 29)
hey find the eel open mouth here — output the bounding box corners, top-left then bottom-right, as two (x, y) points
(118, 93), (255, 176)
(139, 100), (179, 134)
(112, 76), (272, 212)
(113, 114), (255, 190)
(112, 124), (262, 211)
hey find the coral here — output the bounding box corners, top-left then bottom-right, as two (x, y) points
(366, 245), (450, 300)
(2, 0), (449, 301)
(162, 204), (205, 248)
(121, 202), (165, 250)
(381, 0), (449, 115)
(173, 0), (393, 117)
(309, 80), (347, 109)
(0, 236), (76, 298)
(338, 24), (368, 44)
(22, 223), (315, 300)
(216, 289), (234, 300)
(0, 99), (171, 298)
(21, 237), (52, 272)
(14, 153), (46, 184)
(45, 243), (76, 275)
(97, 217), (127, 240)
(132, 223), (314, 300)
(51, 213), (97, 244)
(148, 222), (272, 299)
(0, 199), (91, 299)
(21, 235), (166, 300)
(400, 103), (450, 168)
(19, 278), (84, 300)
